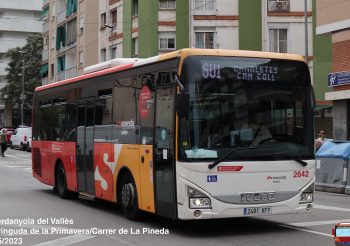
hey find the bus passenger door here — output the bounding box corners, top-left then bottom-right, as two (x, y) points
(76, 97), (95, 195)
(154, 85), (177, 219)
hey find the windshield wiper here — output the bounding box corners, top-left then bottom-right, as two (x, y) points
(272, 153), (307, 167)
(208, 146), (271, 170)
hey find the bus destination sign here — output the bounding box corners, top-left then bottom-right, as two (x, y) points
(202, 62), (279, 82)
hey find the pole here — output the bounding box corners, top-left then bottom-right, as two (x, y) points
(304, 0), (309, 62)
(21, 59), (24, 126)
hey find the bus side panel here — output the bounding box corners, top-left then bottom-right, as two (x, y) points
(63, 142), (77, 192)
(32, 141), (55, 186)
(139, 145), (155, 213)
(32, 141), (77, 192)
(94, 143), (114, 201)
(94, 144), (141, 206)
(93, 143), (156, 213)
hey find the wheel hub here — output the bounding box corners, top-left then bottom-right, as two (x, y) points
(121, 183), (135, 208)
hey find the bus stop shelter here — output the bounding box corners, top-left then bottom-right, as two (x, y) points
(315, 141), (350, 194)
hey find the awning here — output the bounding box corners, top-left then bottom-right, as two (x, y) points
(314, 105), (332, 111)
(40, 64), (48, 76)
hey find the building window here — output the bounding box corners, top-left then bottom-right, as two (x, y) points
(66, 18), (77, 45)
(194, 0), (215, 14)
(195, 31), (215, 49)
(101, 13), (106, 28)
(267, 0), (290, 13)
(132, 0), (138, 16)
(101, 48), (106, 62)
(132, 38), (138, 56)
(110, 46), (117, 59)
(79, 51), (84, 67)
(159, 32), (176, 50)
(79, 16), (84, 34)
(159, 0), (176, 9)
(110, 9), (117, 34)
(50, 63), (54, 78)
(269, 28), (287, 53)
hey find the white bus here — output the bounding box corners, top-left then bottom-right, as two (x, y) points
(33, 49), (315, 220)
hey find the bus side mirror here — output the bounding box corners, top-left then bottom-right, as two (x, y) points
(176, 92), (189, 118)
(332, 228), (335, 236)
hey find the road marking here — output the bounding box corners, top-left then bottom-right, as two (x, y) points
(289, 219), (350, 227)
(2, 154), (26, 160)
(0, 220), (136, 246)
(32, 234), (96, 246)
(314, 204), (350, 212)
(280, 224), (333, 238)
(2, 165), (31, 172)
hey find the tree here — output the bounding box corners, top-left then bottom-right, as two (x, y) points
(0, 34), (43, 111)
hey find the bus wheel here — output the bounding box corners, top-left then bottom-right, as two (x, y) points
(56, 164), (69, 199)
(119, 173), (140, 220)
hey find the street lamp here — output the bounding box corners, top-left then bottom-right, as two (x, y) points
(19, 51), (26, 127)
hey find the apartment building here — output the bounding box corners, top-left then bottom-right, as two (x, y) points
(316, 0), (350, 140)
(42, 0), (329, 90)
(41, 0), (98, 85)
(42, 0), (331, 134)
(0, 0), (42, 127)
(98, 0), (313, 66)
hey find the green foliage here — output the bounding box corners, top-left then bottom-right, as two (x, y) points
(0, 34), (43, 109)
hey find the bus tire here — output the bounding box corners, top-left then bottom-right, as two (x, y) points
(56, 163), (69, 199)
(119, 172), (140, 220)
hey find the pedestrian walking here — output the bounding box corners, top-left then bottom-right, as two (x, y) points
(315, 130), (327, 152)
(0, 129), (8, 157)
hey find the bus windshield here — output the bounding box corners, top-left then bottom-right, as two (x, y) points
(178, 56), (314, 161)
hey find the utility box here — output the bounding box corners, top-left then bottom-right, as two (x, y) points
(315, 141), (350, 194)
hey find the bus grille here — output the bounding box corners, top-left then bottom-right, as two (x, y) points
(33, 148), (42, 177)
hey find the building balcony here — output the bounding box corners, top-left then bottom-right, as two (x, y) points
(56, 9), (67, 25)
(0, 18), (42, 33)
(269, 40), (288, 53)
(43, 0), (49, 7)
(42, 76), (49, 85)
(267, 0), (290, 13)
(0, 40), (26, 53)
(43, 20), (49, 33)
(57, 66), (77, 81)
(42, 49), (49, 61)
(193, 0), (216, 15)
(194, 44), (215, 49)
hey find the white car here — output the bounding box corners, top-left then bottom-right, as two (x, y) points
(10, 127), (32, 150)
(27, 137), (32, 152)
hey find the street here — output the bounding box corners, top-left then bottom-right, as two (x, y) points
(0, 148), (349, 246)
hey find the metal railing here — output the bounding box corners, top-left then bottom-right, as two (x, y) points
(42, 49), (49, 61)
(56, 9), (66, 25)
(269, 40), (288, 53)
(57, 66), (77, 81)
(193, 0), (216, 15)
(194, 44), (215, 49)
(41, 77), (48, 86)
(267, 0), (290, 12)
(43, 0), (49, 7)
(43, 20), (49, 33)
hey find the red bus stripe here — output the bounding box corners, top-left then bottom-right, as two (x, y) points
(35, 63), (134, 92)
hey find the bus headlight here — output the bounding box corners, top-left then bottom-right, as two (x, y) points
(299, 183), (314, 204)
(187, 186), (211, 209)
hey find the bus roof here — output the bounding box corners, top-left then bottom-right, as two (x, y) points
(35, 48), (306, 92)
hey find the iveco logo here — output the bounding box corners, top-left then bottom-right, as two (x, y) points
(240, 192), (276, 202)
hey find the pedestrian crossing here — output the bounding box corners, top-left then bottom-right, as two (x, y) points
(0, 149), (32, 173)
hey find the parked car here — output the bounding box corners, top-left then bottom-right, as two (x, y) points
(10, 126), (32, 150)
(27, 137), (32, 152)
